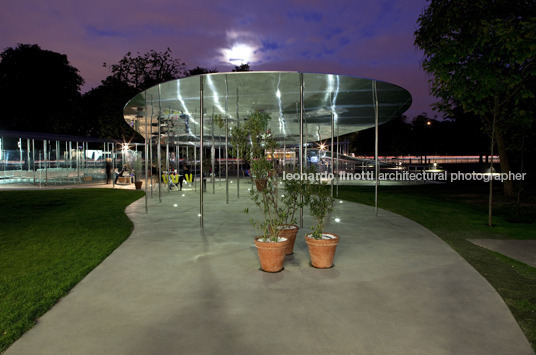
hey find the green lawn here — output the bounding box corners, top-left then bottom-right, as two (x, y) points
(0, 189), (144, 353)
(337, 183), (536, 351)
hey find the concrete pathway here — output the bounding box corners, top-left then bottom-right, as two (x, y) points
(469, 239), (536, 268)
(5, 183), (534, 354)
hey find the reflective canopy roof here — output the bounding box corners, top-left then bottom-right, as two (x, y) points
(123, 72), (412, 146)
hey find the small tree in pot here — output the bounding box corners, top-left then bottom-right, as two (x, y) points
(234, 112), (287, 272)
(305, 176), (338, 268)
(278, 169), (307, 255)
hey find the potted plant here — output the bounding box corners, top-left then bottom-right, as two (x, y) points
(305, 175), (338, 268)
(278, 170), (304, 255)
(246, 148), (289, 272)
(235, 111), (289, 272)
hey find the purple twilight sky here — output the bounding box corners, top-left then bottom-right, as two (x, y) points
(1, 0), (436, 118)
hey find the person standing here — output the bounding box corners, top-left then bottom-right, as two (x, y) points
(105, 158), (112, 184)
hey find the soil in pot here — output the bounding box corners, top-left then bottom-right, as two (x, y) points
(277, 224), (299, 255)
(254, 237), (288, 272)
(305, 233), (340, 268)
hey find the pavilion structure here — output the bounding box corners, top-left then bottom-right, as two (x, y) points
(123, 71), (412, 225)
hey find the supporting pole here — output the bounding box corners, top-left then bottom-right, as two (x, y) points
(150, 97), (154, 198)
(336, 122), (340, 197)
(373, 81), (379, 217)
(331, 109), (334, 197)
(19, 138), (22, 171)
(283, 138), (286, 172)
(299, 73), (304, 228)
(27, 139), (30, 172)
(44, 140), (48, 185)
(166, 142), (169, 192)
(76, 141), (80, 184)
(225, 75), (229, 204)
(200, 75), (204, 227)
(112, 144), (115, 188)
(194, 135), (197, 192)
(144, 94), (148, 213)
(488, 112), (496, 227)
(32, 139), (35, 184)
(158, 85), (162, 203)
(236, 87), (240, 198)
(218, 135), (222, 186)
(225, 113), (229, 204)
(212, 107), (215, 194)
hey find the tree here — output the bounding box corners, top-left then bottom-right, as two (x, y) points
(104, 48), (186, 91)
(81, 76), (142, 142)
(185, 66), (218, 77)
(232, 63), (251, 72)
(0, 44), (84, 134)
(414, 0), (536, 198)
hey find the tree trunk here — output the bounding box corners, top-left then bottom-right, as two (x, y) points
(494, 128), (514, 198)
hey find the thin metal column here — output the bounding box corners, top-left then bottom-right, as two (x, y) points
(236, 88), (240, 198)
(18, 138), (22, 171)
(218, 136), (222, 186)
(283, 138), (286, 172)
(32, 139), (35, 184)
(331, 110), (334, 197)
(194, 137), (197, 192)
(150, 136), (154, 198)
(27, 139), (30, 171)
(225, 113), (229, 204)
(144, 94), (148, 213)
(299, 73), (304, 228)
(336, 121), (340, 197)
(212, 107), (215, 194)
(373, 81), (379, 216)
(304, 123), (308, 170)
(166, 142), (169, 192)
(76, 142), (80, 183)
(225, 75), (229, 204)
(200, 75), (204, 227)
(158, 85), (162, 203)
(112, 144), (115, 188)
(44, 140), (48, 185)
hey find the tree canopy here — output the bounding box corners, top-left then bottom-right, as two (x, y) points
(103, 48), (186, 91)
(232, 63), (251, 72)
(0, 44), (84, 134)
(414, 0), (536, 196)
(185, 66), (219, 77)
(81, 76), (141, 142)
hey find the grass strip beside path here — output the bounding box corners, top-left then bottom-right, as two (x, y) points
(338, 184), (536, 351)
(0, 189), (144, 353)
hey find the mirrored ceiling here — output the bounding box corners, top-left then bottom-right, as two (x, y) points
(123, 72), (412, 146)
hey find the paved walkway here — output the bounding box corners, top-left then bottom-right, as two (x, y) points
(469, 239), (536, 268)
(5, 182), (534, 354)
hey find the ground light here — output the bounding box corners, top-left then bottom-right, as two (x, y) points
(334, 218), (341, 223)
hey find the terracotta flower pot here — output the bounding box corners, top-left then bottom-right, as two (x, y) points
(277, 224), (299, 255)
(305, 233), (340, 268)
(254, 237), (289, 272)
(134, 181), (143, 190)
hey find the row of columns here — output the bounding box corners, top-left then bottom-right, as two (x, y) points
(142, 75), (381, 226)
